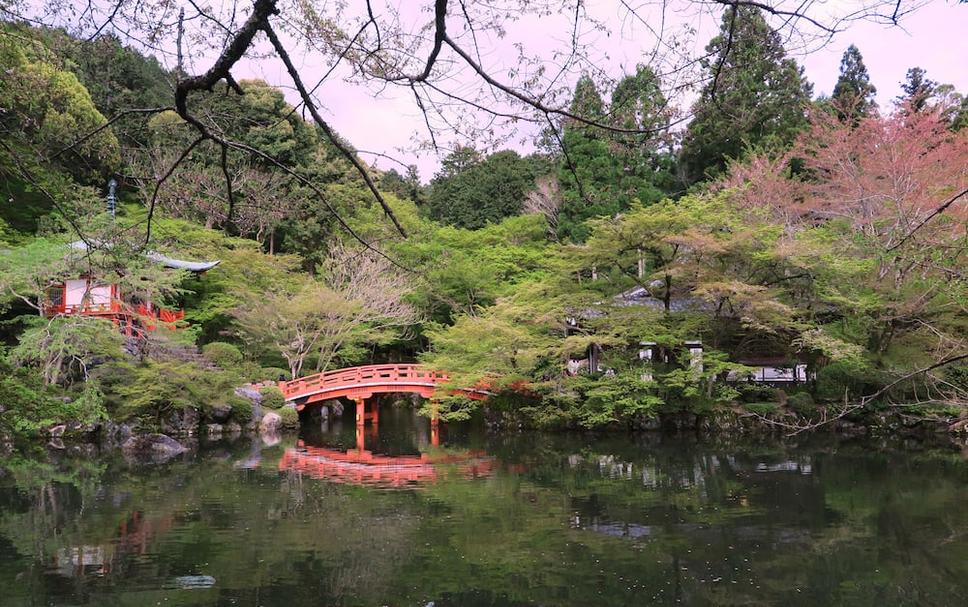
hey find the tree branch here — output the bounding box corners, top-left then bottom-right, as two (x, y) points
(262, 21), (408, 237)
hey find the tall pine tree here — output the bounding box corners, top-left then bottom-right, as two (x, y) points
(555, 70), (678, 242)
(897, 67), (937, 112)
(831, 44), (877, 121)
(557, 75), (622, 242)
(609, 65), (678, 197)
(679, 6), (812, 184)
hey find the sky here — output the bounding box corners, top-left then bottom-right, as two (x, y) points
(228, 1), (968, 181)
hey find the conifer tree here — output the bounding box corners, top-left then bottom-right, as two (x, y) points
(679, 6), (813, 184)
(556, 76), (621, 242)
(897, 67), (937, 112)
(831, 44), (877, 121)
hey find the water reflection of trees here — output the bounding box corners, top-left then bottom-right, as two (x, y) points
(0, 436), (967, 606)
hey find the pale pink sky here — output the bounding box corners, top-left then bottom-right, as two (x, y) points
(231, 1), (968, 181)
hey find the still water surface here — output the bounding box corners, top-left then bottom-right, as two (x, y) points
(3, 406), (968, 606)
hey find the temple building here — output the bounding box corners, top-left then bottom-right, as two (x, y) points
(42, 241), (219, 335)
(41, 180), (219, 335)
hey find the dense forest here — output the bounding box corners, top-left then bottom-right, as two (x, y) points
(0, 3), (966, 440)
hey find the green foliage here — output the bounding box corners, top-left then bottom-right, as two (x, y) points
(202, 342), (244, 368)
(0, 26), (120, 183)
(0, 21), (962, 437)
(0, 367), (106, 436)
(946, 365), (968, 393)
(128, 214), (303, 342)
(260, 386), (285, 410)
(276, 406), (299, 429)
(392, 212), (556, 323)
(228, 394), (253, 423)
(679, 6), (812, 183)
(101, 360), (241, 425)
(579, 372), (664, 427)
(9, 316), (124, 386)
(556, 68), (677, 242)
(260, 367), (291, 381)
(20, 27), (172, 147)
(831, 44), (877, 120)
(787, 391), (818, 417)
(426, 148), (549, 229)
(815, 360), (875, 402)
(744, 402), (780, 415)
(897, 67), (937, 112)
(737, 383), (782, 404)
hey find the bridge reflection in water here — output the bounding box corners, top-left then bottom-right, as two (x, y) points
(278, 423), (494, 489)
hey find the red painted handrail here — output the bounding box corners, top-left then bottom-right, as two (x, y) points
(278, 364), (450, 401)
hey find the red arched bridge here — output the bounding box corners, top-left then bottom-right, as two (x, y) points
(277, 363), (489, 427)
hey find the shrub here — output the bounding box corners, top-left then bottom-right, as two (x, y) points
(102, 360), (239, 424)
(744, 402), (779, 416)
(0, 372), (107, 436)
(787, 391), (814, 409)
(945, 365), (968, 392)
(228, 394), (253, 423)
(261, 367), (291, 381)
(202, 342), (244, 368)
(260, 386), (285, 410)
(815, 360), (874, 402)
(788, 391), (820, 419)
(277, 406), (299, 429)
(737, 383), (781, 403)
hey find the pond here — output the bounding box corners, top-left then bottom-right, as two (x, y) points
(3, 406), (967, 606)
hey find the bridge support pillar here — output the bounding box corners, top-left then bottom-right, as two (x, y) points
(354, 397), (366, 427)
(430, 400), (440, 447)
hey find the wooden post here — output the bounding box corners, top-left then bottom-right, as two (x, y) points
(355, 423), (365, 451)
(354, 397), (365, 427)
(430, 400), (440, 447)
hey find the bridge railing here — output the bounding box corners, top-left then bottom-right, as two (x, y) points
(279, 364), (450, 400)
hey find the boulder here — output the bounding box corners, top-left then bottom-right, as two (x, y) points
(161, 407), (201, 437)
(66, 421), (101, 441)
(121, 434), (188, 464)
(224, 422), (243, 436)
(205, 423), (224, 436)
(209, 404), (232, 423)
(260, 411), (282, 434)
(234, 386), (263, 405)
(48, 424), (66, 438)
(101, 421), (136, 448)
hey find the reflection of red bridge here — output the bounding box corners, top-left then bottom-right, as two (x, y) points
(278, 364), (490, 426)
(279, 439), (494, 488)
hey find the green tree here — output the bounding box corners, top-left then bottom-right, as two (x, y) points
(378, 166), (424, 204)
(426, 149), (547, 229)
(10, 316), (124, 386)
(0, 28), (120, 186)
(897, 67), (937, 112)
(831, 44), (877, 121)
(556, 76), (622, 242)
(679, 6), (813, 183)
(15, 26), (174, 147)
